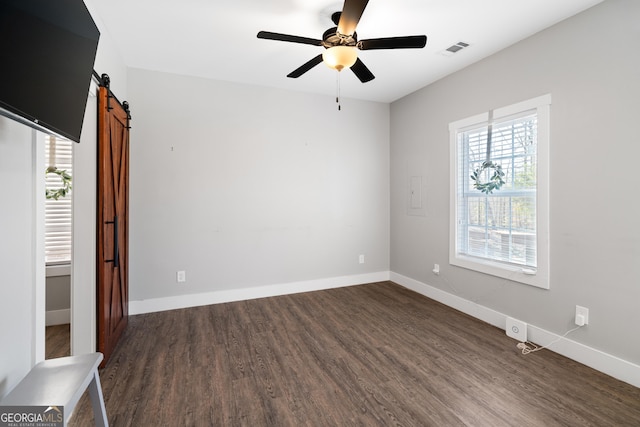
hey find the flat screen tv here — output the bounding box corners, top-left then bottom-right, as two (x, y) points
(0, 0), (100, 143)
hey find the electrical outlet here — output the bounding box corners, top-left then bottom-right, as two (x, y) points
(506, 317), (528, 342)
(177, 270), (186, 283)
(359, 254), (365, 264)
(575, 305), (589, 326)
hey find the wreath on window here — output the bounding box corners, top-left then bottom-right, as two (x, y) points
(45, 166), (72, 200)
(471, 161), (505, 194)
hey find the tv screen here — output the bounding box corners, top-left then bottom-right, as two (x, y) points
(0, 0), (100, 142)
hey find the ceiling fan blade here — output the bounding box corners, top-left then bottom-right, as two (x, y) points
(287, 54), (324, 78)
(350, 58), (375, 83)
(337, 0), (370, 36)
(331, 11), (341, 26)
(257, 31), (322, 46)
(359, 35), (427, 50)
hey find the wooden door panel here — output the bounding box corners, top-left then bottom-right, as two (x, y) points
(97, 86), (130, 366)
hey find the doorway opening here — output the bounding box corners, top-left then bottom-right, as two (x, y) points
(44, 134), (73, 359)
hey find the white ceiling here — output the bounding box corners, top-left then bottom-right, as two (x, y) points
(88, 0), (603, 103)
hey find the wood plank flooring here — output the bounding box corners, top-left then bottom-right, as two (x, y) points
(67, 282), (640, 426)
(45, 323), (70, 359)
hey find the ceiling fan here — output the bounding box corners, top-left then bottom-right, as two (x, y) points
(257, 0), (427, 83)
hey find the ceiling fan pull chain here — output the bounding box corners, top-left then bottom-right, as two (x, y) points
(336, 71), (342, 111)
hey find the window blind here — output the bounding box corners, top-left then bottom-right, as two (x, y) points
(45, 136), (73, 264)
(456, 112), (538, 268)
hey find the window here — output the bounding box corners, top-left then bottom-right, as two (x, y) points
(449, 95), (550, 288)
(45, 135), (73, 265)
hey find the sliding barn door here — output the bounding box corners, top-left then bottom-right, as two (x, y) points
(97, 86), (130, 366)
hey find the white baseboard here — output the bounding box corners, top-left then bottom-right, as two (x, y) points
(390, 271), (640, 389)
(46, 264), (71, 277)
(129, 271), (391, 316)
(46, 309), (70, 326)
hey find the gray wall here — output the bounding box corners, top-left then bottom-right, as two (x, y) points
(127, 69), (390, 301)
(390, 0), (640, 364)
(45, 275), (70, 312)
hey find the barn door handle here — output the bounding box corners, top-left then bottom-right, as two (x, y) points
(104, 216), (119, 268)
(113, 215), (119, 268)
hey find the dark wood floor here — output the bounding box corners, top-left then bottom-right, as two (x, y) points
(45, 323), (70, 359)
(66, 281), (640, 426)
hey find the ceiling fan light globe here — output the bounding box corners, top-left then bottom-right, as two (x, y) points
(322, 46), (357, 71)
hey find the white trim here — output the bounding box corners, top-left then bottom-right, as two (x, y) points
(493, 94), (552, 119)
(33, 130), (46, 365)
(46, 309), (71, 326)
(448, 112), (488, 132)
(449, 95), (551, 289)
(72, 90), (98, 356)
(390, 271), (640, 389)
(129, 271), (391, 315)
(46, 264), (71, 277)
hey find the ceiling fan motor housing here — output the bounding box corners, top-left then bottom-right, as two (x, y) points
(322, 27), (357, 49)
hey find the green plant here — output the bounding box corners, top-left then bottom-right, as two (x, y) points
(471, 161), (505, 194)
(45, 166), (72, 200)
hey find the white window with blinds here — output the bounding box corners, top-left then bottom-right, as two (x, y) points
(45, 135), (73, 265)
(449, 95), (550, 289)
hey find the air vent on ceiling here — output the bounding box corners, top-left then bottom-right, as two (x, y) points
(441, 41), (470, 56)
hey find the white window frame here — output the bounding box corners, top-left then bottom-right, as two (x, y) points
(45, 135), (73, 266)
(449, 94), (550, 289)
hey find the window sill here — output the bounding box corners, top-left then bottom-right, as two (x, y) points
(450, 254), (549, 289)
(46, 263), (71, 277)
